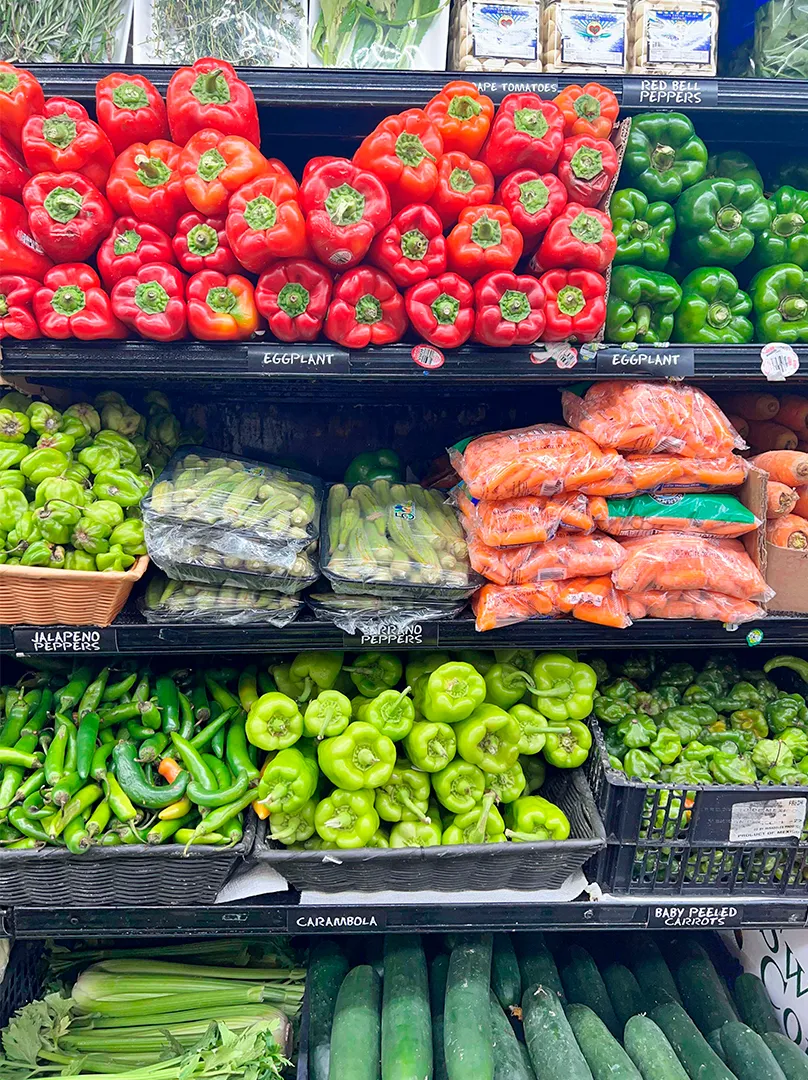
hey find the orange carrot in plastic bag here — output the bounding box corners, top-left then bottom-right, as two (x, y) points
(612, 533), (773, 601)
(725, 413), (749, 442)
(581, 453), (748, 497)
(596, 493), (760, 539)
(721, 392), (780, 422)
(556, 576), (632, 628)
(767, 513), (808, 549)
(626, 588), (765, 624)
(747, 420), (798, 451)
(774, 395), (808, 435)
(456, 486), (595, 546)
(472, 582), (561, 631)
(767, 482), (798, 519)
(752, 450), (808, 486)
(562, 381), (746, 458)
(468, 531), (625, 585)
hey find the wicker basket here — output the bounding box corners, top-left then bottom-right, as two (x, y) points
(0, 557), (149, 626)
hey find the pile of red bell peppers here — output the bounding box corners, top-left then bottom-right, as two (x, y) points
(0, 60), (619, 350)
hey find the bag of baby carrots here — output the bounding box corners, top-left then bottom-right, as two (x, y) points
(472, 582), (561, 631)
(625, 589), (765, 624)
(613, 533), (773, 602)
(468, 531), (626, 585)
(449, 424), (619, 500)
(593, 493), (760, 539)
(581, 453), (748, 496)
(556, 576), (632, 628)
(455, 484), (597, 546)
(562, 381), (747, 458)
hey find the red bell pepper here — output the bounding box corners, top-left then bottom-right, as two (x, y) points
(21, 98), (115, 190)
(0, 135), (31, 199)
(424, 81), (495, 158)
(186, 270), (260, 341)
(0, 196), (52, 280)
(34, 263), (126, 340)
(554, 83), (619, 139)
(106, 140), (191, 234)
(95, 73), (170, 156)
(111, 262), (187, 342)
(539, 268), (607, 342)
(368, 203), (446, 288)
(299, 158), (390, 270)
(226, 173), (308, 273)
(405, 272), (475, 349)
(255, 258), (333, 342)
(496, 168), (568, 245)
(0, 63), (44, 149)
(534, 202), (616, 273)
(480, 94), (565, 179)
(325, 266), (407, 348)
(173, 212), (238, 274)
(166, 58), (260, 148)
(23, 172), (113, 263)
(430, 151), (494, 229)
(302, 156), (340, 185)
(353, 109), (443, 211)
(473, 269), (545, 347)
(97, 218), (176, 291)
(446, 204), (523, 283)
(0, 275), (39, 340)
(557, 135), (619, 208)
(179, 129), (269, 217)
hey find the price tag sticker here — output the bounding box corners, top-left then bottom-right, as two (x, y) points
(530, 343), (578, 368)
(622, 78), (719, 108)
(760, 342), (800, 382)
(648, 904), (742, 929)
(246, 345), (350, 374)
(287, 908), (387, 932)
(412, 344), (445, 370)
(14, 626), (118, 654)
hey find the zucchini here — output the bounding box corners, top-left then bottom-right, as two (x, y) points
(431, 953), (450, 1080)
(624, 1015), (690, 1080)
(566, 1004), (643, 1080)
(602, 962), (644, 1031)
(309, 940), (350, 1080)
(522, 984), (593, 1080)
(720, 1021), (787, 1080)
(490, 991), (533, 1080)
(734, 973), (782, 1036)
(650, 1001), (737, 1080)
(517, 932), (566, 1003)
(628, 937), (682, 1008)
(445, 934), (494, 1080)
(492, 934), (522, 1013)
(764, 1033), (808, 1080)
(381, 934), (432, 1080)
(670, 941), (737, 1037)
(329, 965), (381, 1080)
(559, 946), (621, 1038)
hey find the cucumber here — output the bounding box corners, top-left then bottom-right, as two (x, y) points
(492, 934), (522, 1013)
(490, 991), (533, 1080)
(670, 941), (737, 1037)
(764, 1033), (808, 1080)
(309, 940), (350, 1080)
(381, 934), (432, 1080)
(567, 1004), (643, 1080)
(720, 1022), (787, 1080)
(624, 1015), (690, 1080)
(559, 946), (621, 1038)
(431, 953), (450, 1080)
(329, 965), (381, 1080)
(707, 1027), (727, 1062)
(628, 937), (682, 1008)
(522, 983), (593, 1080)
(650, 1001), (738, 1080)
(517, 932), (566, 1003)
(734, 973), (782, 1036)
(602, 962), (644, 1031)
(518, 1041), (537, 1080)
(445, 934), (494, 1080)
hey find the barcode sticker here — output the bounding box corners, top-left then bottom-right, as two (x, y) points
(760, 342), (800, 382)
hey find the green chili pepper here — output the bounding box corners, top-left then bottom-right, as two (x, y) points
(346, 652), (403, 698)
(86, 798), (111, 838)
(49, 782), (103, 838)
(403, 720), (457, 773)
(104, 771), (140, 829)
(55, 666), (93, 712)
(317, 721), (396, 790)
(102, 672), (138, 703)
(75, 711), (100, 780)
(442, 793), (505, 845)
(226, 718), (260, 781)
(9, 806), (61, 845)
(314, 787), (379, 849)
(189, 768), (251, 809)
(246, 692), (303, 751)
(542, 720), (592, 769)
(374, 760), (431, 824)
(170, 732), (216, 792)
(764, 655), (808, 683)
(189, 705), (239, 749)
(51, 769), (85, 807)
(432, 759), (486, 814)
(113, 742), (189, 809)
(237, 667), (259, 712)
(505, 794), (570, 842)
(357, 687), (415, 741)
(303, 691), (353, 741)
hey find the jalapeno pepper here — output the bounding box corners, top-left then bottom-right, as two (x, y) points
(113, 741), (189, 809)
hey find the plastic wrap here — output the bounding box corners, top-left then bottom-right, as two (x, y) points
(625, 589), (766, 624)
(556, 575), (633, 627)
(581, 452), (749, 496)
(628, 0), (719, 75)
(450, 424), (620, 500)
(562, 381), (747, 458)
(450, 0), (542, 72)
(321, 481), (481, 600)
(455, 485), (597, 545)
(309, 0), (449, 69)
(308, 591), (465, 635)
(542, 0), (629, 72)
(613, 534), (774, 602)
(140, 572), (302, 626)
(749, 0), (808, 78)
(594, 493), (761, 538)
(145, 540), (319, 594)
(467, 530), (626, 584)
(472, 581), (562, 630)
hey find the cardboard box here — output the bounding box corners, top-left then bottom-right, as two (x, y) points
(765, 542), (808, 614)
(740, 463), (767, 584)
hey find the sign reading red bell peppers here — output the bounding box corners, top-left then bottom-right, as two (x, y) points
(0, 62), (620, 351)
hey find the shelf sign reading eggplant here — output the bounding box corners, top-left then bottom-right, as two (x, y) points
(343, 623), (439, 648)
(14, 627), (118, 654)
(596, 346), (695, 376)
(622, 78), (719, 108)
(648, 905), (742, 929)
(247, 345), (351, 374)
(287, 908), (388, 932)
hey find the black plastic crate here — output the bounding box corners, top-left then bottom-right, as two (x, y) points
(254, 767), (606, 893)
(0, 942), (44, 1027)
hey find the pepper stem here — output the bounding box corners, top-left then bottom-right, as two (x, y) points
(396, 789), (431, 824)
(472, 792), (495, 843)
(318, 704), (337, 741)
(716, 205), (743, 232)
(651, 143), (676, 173)
(505, 829), (544, 843)
(707, 301), (731, 328)
(634, 303), (652, 337)
(781, 295), (808, 321)
(529, 681), (572, 699)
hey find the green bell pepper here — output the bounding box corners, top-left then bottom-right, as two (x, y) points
(624, 748), (663, 780)
(20, 448), (70, 486)
(657, 706), (703, 745)
(675, 177), (771, 268)
(0, 442), (30, 470)
(79, 443), (121, 474)
(374, 760), (431, 823)
(521, 753), (546, 793)
(730, 708), (769, 738)
(0, 409), (30, 442)
(70, 516), (111, 555)
(623, 112), (708, 201)
(36, 431), (75, 455)
(703, 729), (756, 754)
(245, 692), (303, 751)
(344, 448), (402, 485)
(0, 488), (27, 531)
(421, 661), (487, 723)
(652, 685), (683, 710)
(752, 186), (808, 270)
(405, 651), (451, 687)
(269, 799), (316, 844)
(593, 696), (635, 725)
(710, 751), (757, 785)
(64, 401), (100, 435)
(484, 662), (531, 709)
(403, 720), (456, 772)
(108, 519), (147, 556)
(706, 150), (763, 189)
(600, 677), (639, 701)
(486, 761), (526, 804)
(6, 510), (40, 551)
(26, 401), (61, 434)
(92, 469), (146, 507)
(257, 746), (318, 814)
(317, 721), (396, 790)
(34, 499), (82, 544)
(504, 795), (570, 842)
(670, 760), (712, 785)
(616, 713), (656, 749)
(456, 649), (495, 674)
(290, 650), (344, 694)
(34, 476), (88, 508)
(528, 653), (597, 723)
(542, 719), (592, 768)
(769, 765), (808, 786)
(389, 820), (442, 847)
(347, 652), (403, 698)
(611, 188), (677, 271)
(358, 687), (415, 741)
(752, 738), (793, 774)
(765, 695), (808, 735)
(649, 727), (683, 765)
(455, 704), (521, 774)
(606, 265), (682, 344)
(303, 690), (353, 740)
(271, 663), (309, 704)
(96, 544), (135, 572)
(0, 471), (25, 491)
(433, 759), (486, 814)
(83, 499), (124, 530)
(509, 703), (566, 755)
(64, 550), (96, 571)
(495, 648), (537, 672)
(673, 267), (754, 344)
(603, 726), (628, 761)
(713, 681), (765, 713)
(314, 787), (379, 849)
(751, 263), (808, 343)
(442, 793), (505, 845)
(95, 430), (140, 466)
(779, 728), (808, 760)
(21, 539), (65, 567)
